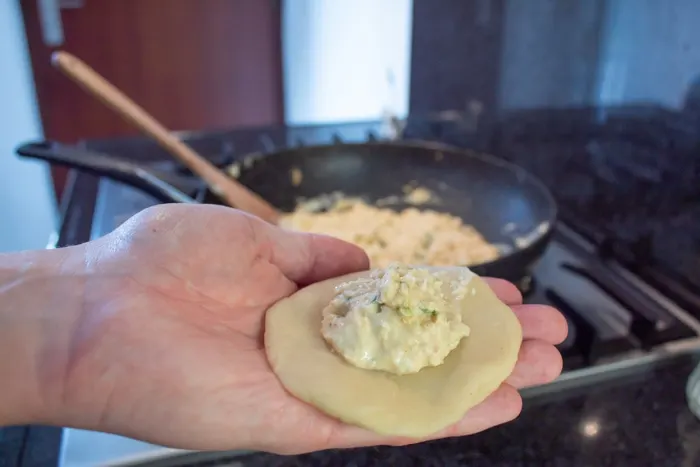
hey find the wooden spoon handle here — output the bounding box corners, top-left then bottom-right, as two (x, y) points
(51, 51), (279, 224)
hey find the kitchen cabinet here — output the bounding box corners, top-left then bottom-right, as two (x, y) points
(20, 0), (284, 201)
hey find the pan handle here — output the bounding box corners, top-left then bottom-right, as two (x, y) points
(16, 141), (197, 204)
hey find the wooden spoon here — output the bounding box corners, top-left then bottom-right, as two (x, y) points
(51, 51), (280, 224)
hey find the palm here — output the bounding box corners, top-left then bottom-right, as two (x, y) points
(62, 204), (567, 455)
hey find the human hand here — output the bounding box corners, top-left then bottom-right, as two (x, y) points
(35, 204), (566, 454)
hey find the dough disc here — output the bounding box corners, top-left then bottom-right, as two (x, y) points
(264, 269), (522, 438)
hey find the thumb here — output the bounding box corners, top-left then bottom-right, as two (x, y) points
(267, 226), (370, 286)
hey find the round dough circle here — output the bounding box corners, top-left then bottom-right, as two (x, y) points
(264, 269), (522, 438)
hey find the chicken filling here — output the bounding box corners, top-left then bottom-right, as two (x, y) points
(321, 264), (472, 375)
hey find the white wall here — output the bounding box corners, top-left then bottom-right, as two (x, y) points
(282, 0), (413, 125)
(0, 1), (56, 252)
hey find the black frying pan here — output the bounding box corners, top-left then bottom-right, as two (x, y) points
(17, 140), (557, 281)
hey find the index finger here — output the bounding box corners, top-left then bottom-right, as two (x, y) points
(483, 277), (523, 306)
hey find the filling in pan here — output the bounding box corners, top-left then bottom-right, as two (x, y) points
(279, 190), (501, 267)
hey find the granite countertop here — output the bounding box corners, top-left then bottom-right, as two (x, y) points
(2, 356), (699, 467)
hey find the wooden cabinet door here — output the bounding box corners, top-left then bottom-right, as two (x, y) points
(20, 0), (284, 200)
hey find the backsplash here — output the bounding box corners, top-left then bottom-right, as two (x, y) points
(410, 0), (700, 114)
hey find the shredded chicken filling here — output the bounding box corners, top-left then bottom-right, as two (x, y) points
(321, 264), (472, 375)
(279, 195), (500, 268)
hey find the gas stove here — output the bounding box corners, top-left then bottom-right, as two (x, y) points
(52, 109), (700, 467)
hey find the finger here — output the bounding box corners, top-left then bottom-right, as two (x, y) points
(325, 384), (522, 450)
(420, 384), (522, 442)
(483, 278), (523, 306)
(512, 305), (569, 345)
(269, 227), (370, 285)
(506, 340), (563, 389)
